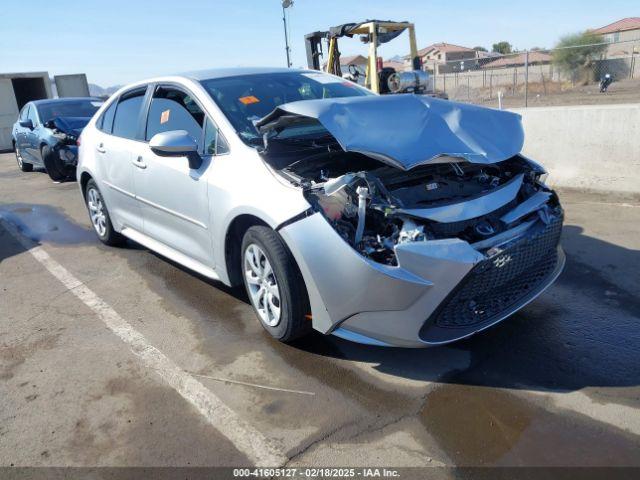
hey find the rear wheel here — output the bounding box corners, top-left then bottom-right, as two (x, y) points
(241, 226), (311, 342)
(14, 142), (33, 172)
(42, 145), (68, 181)
(84, 179), (126, 246)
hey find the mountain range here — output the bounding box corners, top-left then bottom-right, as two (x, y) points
(88, 83), (122, 98)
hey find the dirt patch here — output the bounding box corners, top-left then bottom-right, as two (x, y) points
(68, 375), (250, 466)
(450, 77), (640, 109)
(0, 333), (61, 381)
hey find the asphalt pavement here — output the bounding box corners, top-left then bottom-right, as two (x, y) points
(1, 152), (639, 474)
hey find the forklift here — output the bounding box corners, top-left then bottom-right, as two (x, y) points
(305, 20), (439, 96)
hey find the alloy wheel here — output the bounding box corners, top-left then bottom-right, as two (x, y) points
(244, 243), (281, 327)
(87, 187), (107, 237)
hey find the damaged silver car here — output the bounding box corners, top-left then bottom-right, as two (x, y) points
(78, 68), (564, 347)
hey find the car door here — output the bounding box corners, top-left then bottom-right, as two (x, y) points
(132, 84), (214, 266)
(14, 104), (30, 151)
(94, 87), (147, 232)
(24, 105), (42, 164)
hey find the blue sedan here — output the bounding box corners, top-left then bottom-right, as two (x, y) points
(12, 98), (103, 181)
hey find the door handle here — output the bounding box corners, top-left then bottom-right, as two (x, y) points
(96, 143), (106, 154)
(133, 155), (147, 169)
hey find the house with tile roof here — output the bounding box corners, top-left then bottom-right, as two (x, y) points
(592, 17), (640, 57)
(407, 42), (479, 74)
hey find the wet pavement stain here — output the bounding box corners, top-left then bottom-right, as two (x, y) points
(0, 333), (61, 381)
(118, 239), (417, 416)
(271, 336), (417, 413)
(0, 203), (95, 245)
(420, 384), (640, 466)
(420, 385), (532, 465)
(123, 248), (253, 339)
(70, 374), (250, 466)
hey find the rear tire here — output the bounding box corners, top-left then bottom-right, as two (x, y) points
(84, 179), (126, 246)
(241, 226), (311, 342)
(14, 143), (33, 172)
(42, 145), (67, 181)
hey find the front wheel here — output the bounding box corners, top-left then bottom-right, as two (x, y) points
(241, 226), (311, 342)
(42, 145), (68, 181)
(84, 179), (126, 246)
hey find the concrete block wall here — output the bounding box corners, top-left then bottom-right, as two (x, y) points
(511, 103), (640, 194)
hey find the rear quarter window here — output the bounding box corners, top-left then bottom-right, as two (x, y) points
(97, 100), (118, 133)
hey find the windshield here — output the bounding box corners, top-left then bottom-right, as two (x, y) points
(37, 100), (103, 124)
(200, 72), (372, 145)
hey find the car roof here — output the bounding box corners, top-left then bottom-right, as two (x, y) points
(31, 97), (102, 106)
(108, 68), (328, 101)
(183, 67), (309, 82)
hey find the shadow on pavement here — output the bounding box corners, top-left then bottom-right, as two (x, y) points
(0, 203), (96, 264)
(2, 201), (639, 396)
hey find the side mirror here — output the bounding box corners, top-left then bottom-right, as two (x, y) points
(19, 119), (34, 130)
(149, 130), (202, 170)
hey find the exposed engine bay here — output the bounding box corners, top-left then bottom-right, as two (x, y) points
(267, 145), (561, 266)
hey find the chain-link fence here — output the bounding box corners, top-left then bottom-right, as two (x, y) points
(426, 39), (640, 108)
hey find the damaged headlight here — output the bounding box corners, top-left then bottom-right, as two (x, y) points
(305, 172), (418, 266)
(53, 132), (78, 145)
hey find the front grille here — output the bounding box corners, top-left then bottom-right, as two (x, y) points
(425, 214), (563, 331)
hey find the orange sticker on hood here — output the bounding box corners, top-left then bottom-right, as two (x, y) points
(239, 95), (260, 105)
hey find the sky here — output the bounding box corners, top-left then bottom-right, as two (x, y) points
(0, 0), (636, 87)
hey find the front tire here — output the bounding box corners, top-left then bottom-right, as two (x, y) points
(14, 143), (33, 172)
(84, 179), (125, 246)
(241, 226), (311, 342)
(42, 145), (68, 181)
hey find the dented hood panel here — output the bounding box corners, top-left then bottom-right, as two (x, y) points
(256, 94), (524, 170)
(51, 116), (91, 137)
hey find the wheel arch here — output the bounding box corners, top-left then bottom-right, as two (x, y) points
(79, 171), (93, 200)
(223, 214), (271, 286)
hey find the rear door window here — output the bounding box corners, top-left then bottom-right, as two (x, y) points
(112, 88), (146, 139)
(145, 86), (204, 147)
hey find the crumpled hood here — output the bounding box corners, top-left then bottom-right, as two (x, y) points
(50, 117), (91, 137)
(256, 94), (524, 170)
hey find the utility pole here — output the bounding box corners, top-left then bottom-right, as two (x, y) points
(282, 0), (293, 68)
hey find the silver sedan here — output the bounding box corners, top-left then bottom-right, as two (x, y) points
(77, 67), (564, 347)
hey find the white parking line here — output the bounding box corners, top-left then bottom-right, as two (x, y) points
(1, 218), (287, 467)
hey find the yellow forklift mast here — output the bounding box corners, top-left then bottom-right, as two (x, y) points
(305, 20), (426, 95)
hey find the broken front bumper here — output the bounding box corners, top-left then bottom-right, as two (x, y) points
(279, 211), (564, 348)
(53, 144), (79, 167)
